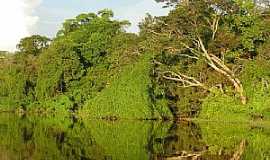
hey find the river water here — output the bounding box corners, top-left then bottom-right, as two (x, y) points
(0, 113), (269, 160)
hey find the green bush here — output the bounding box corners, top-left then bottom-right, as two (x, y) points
(81, 55), (172, 119)
(200, 59), (270, 121)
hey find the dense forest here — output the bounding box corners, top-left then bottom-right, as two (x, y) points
(1, 0), (270, 121)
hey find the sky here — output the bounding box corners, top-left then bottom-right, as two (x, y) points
(0, 0), (170, 52)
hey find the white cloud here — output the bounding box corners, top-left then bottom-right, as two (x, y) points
(0, 0), (41, 51)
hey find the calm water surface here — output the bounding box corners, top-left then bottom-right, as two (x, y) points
(0, 114), (270, 160)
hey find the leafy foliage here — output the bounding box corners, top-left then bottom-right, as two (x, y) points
(17, 35), (51, 56)
(81, 55), (172, 119)
(0, 9), (171, 119)
(140, 0), (270, 119)
(1, 1), (270, 120)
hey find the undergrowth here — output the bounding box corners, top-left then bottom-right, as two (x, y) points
(80, 54), (173, 119)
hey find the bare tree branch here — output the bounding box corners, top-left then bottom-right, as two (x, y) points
(211, 15), (220, 40)
(210, 54), (234, 75)
(196, 35), (246, 104)
(163, 71), (208, 89)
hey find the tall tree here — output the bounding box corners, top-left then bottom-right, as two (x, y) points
(142, 0), (270, 104)
(17, 35), (51, 56)
(36, 10), (131, 102)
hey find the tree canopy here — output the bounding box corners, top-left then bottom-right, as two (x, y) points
(1, 1), (270, 121)
(17, 35), (51, 56)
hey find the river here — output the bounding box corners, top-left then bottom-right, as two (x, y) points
(0, 113), (269, 160)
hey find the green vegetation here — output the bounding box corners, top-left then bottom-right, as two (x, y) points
(140, 0), (270, 121)
(1, 0), (270, 121)
(2, 1), (270, 159)
(200, 58), (270, 121)
(81, 54), (172, 119)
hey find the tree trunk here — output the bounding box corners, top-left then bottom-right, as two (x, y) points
(233, 78), (247, 105)
(197, 37), (247, 104)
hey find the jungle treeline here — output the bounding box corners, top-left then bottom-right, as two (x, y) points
(1, 0), (270, 121)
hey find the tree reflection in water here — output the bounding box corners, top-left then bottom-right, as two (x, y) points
(0, 114), (269, 160)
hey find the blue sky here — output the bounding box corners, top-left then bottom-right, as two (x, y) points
(34, 0), (170, 37)
(0, 0), (170, 51)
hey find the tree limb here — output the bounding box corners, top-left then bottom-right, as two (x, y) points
(163, 71), (208, 89)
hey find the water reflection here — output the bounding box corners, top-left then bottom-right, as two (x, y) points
(0, 114), (269, 160)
